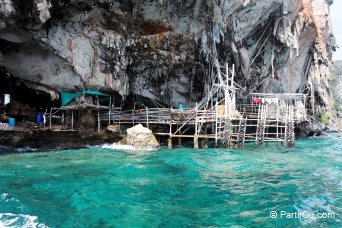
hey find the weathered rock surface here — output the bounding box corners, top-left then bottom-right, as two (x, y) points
(331, 60), (342, 130)
(333, 60), (342, 108)
(0, 130), (121, 152)
(0, 0), (338, 120)
(120, 124), (159, 150)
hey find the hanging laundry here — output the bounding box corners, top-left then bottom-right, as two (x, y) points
(253, 98), (261, 104)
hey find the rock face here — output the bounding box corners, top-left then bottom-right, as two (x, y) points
(0, 0), (338, 120)
(331, 60), (342, 130)
(120, 124), (159, 150)
(333, 61), (342, 109)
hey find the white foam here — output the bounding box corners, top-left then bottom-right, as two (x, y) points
(102, 143), (157, 153)
(0, 213), (48, 228)
(102, 143), (136, 150)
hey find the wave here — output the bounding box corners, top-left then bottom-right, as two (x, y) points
(102, 143), (136, 150)
(101, 143), (157, 153)
(0, 213), (48, 228)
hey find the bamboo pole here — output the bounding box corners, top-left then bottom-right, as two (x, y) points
(108, 109), (111, 126)
(215, 100), (218, 146)
(178, 130), (182, 146)
(49, 108), (52, 130)
(203, 137), (208, 148)
(276, 101), (279, 141)
(168, 137), (173, 149)
(194, 135), (199, 149)
(168, 122), (173, 148)
(71, 110), (74, 130)
(146, 106), (149, 128)
(132, 109), (135, 126)
(97, 109), (100, 132)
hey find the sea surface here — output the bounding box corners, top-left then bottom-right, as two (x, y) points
(0, 136), (341, 227)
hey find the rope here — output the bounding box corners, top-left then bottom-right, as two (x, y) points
(133, 82), (166, 108)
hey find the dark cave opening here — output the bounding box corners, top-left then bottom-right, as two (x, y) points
(0, 70), (56, 121)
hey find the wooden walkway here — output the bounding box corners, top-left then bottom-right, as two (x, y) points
(48, 64), (307, 149)
(97, 101), (301, 149)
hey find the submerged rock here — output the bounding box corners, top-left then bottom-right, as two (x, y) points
(120, 124), (159, 150)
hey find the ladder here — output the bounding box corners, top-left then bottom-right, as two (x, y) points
(285, 105), (295, 147)
(216, 117), (225, 138)
(256, 104), (267, 147)
(222, 118), (233, 148)
(236, 117), (247, 149)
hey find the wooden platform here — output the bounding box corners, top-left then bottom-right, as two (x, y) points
(97, 101), (302, 149)
(47, 64), (307, 149)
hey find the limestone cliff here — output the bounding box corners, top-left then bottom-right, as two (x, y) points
(0, 0), (338, 121)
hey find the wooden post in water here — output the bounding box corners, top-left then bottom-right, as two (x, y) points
(194, 135), (199, 149)
(203, 137), (208, 148)
(168, 122), (173, 149)
(215, 101), (218, 147)
(178, 129), (182, 146)
(168, 137), (173, 149)
(194, 102), (199, 149)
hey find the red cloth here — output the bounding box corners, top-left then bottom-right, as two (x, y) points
(253, 98), (261, 104)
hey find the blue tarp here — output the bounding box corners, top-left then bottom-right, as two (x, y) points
(61, 91), (110, 106)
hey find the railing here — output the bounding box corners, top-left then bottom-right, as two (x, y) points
(100, 107), (218, 126)
(238, 103), (307, 123)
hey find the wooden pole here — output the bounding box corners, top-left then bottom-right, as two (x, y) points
(97, 109), (100, 132)
(194, 135), (199, 149)
(49, 108), (52, 130)
(178, 137), (182, 146)
(146, 106), (149, 128)
(108, 109), (111, 126)
(195, 102), (198, 135)
(215, 100), (218, 147)
(276, 100), (279, 141)
(113, 101), (115, 123)
(231, 64), (235, 87)
(226, 63), (229, 85)
(71, 110), (74, 130)
(132, 109), (135, 126)
(203, 138), (208, 148)
(168, 137), (173, 149)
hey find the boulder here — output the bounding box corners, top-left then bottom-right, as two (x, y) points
(120, 124), (159, 150)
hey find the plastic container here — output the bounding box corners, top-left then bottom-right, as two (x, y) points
(36, 112), (44, 124)
(8, 118), (15, 127)
(36, 115), (42, 123)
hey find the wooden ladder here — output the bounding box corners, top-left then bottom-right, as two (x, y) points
(256, 104), (267, 147)
(236, 117), (247, 149)
(222, 118), (233, 148)
(285, 105), (295, 147)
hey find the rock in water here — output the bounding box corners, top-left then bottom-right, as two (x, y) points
(120, 124), (159, 150)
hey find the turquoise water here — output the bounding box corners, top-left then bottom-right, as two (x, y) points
(0, 137), (341, 227)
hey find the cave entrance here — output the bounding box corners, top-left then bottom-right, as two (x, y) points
(0, 70), (56, 121)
